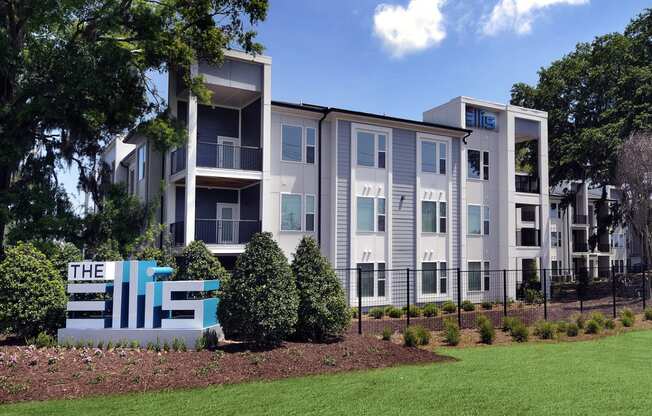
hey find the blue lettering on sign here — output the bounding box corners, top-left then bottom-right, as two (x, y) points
(466, 107), (496, 130)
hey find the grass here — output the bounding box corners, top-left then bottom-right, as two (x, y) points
(6, 331), (652, 415)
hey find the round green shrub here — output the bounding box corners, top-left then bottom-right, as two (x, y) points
(381, 327), (393, 341)
(218, 233), (299, 346)
(407, 306), (422, 317)
(422, 303), (439, 317)
(502, 317), (519, 333)
(585, 319), (602, 334)
(442, 301), (457, 314)
(477, 316), (495, 344)
(481, 301), (493, 310)
(413, 325), (431, 345)
(443, 319), (460, 346)
(571, 313), (586, 329)
(590, 312), (606, 328)
(291, 237), (350, 340)
(605, 318), (616, 330)
(404, 325), (430, 347)
(369, 307), (385, 320)
(510, 323), (529, 342)
(556, 321), (569, 334)
(620, 308), (635, 327)
(177, 240), (227, 281)
(645, 308), (652, 321)
(566, 322), (579, 337)
(0, 242), (67, 339)
(388, 307), (403, 318)
(533, 320), (556, 339)
(461, 300), (475, 312)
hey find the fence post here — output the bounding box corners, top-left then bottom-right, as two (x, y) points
(357, 268), (362, 335)
(406, 268), (411, 328)
(611, 266), (617, 319)
(457, 268), (462, 328)
(543, 268), (548, 321)
(503, 269), (508, 317)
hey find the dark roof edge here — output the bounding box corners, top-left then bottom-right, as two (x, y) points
(271, 100), (472, 134)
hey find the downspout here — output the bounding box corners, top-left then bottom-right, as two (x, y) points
(317, 110), (329, 246)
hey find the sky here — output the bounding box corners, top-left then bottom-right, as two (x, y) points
(60, 0), (650, 210)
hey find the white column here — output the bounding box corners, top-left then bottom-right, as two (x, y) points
(260, 62), (272, 232)
(539, 116), (551, 273)
(184, 64), (198, 245)
(165, 71), (178, 227)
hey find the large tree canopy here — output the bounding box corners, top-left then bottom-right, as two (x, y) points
(0, 0), (268, 251)
(510, 9), (651, 188)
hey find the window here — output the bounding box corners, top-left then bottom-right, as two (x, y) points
(439, 202), (447, 233)
(357, 132), (375, 167)
(357, 197), (374, 232)
(128, 169), (135, 195)
(483, 151), (489, 180)
(550, 203), (558, 219)
(306, 128), (316, 164)
(557, 232), (562, 247)
(552, 260), (559, 276)
(422, 262), (437, 295)
(377, 263), (386, 297)
(551, 230), (558, 247)
(378, 135), (386, 168)
(468, 262), (482, 291)
(468, 205), (481, 235)
(377, 198), (386, 232)
(468, 150), (481, 179)
(138, 144), (147, 181)
(281, 194), (302, 231)
(439, 143), (447, 174)
(422, 201), (437, 233)
(422, 142), (437, 173)
(521, 205), (536, 222)
(483, 261), (490, 291)
(440, 263), (448, 294)
(483, 206), (490, 235)
(305, 195), (315, 232)
(358, 263), (374, 298)
(282, 125), (303, 162)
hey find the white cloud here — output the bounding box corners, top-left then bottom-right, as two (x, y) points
(482, 0), (589, 36)
(373, 0), (447, 58)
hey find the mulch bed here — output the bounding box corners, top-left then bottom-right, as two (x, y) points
(0, 335), (450, 404)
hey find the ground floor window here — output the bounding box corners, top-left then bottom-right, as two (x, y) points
(421, 262), (448, 295)
(357, 262), (386, 298)
(468, 261), (490, 291)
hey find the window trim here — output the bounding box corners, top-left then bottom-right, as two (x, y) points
(353, 262), (390, 303)
(376, 197), (386, 233)
(467, 204), (482, 236)
(419, 137), (448, 176)
(416, 260), (449, 302)
(305, 127), (316, 165)
(355, 128), (388, 169)
(356, 196), (376, 233)
(467, 260), (491, 292)
(281, 123), (305, 163)
(305, 194), (316, 233)
(421, 200), (438, 234)
(137, 144), (147, 182)
(280, 192), (303, 232)
(467, 149), (489, 181)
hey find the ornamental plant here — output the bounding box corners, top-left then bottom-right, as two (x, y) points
(0, 242), (67, 339)
(177, 240), (227, 281)
(218, 232), (299, 346)
(291, 236), (350, 340)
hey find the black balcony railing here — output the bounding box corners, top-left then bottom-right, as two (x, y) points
(573, 214), (588, 225)
(171, 146), (186, 175)
(516, 228), (540, 247)
(515, 175), (539, 193)
(197, 142), (262, 171)
(573, 241), (589, 252)
(170, 221), (185, 247)
(195, 219), (261, 245)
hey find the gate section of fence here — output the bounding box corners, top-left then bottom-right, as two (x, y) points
(337, 266), (650, 336)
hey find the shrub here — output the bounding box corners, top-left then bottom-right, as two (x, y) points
(620, 308), (635, 327)
(381, 327), (393, 341)
(35, 332), (55, 348)
(369, 307), (385, 319)
(177, 241), (227, 281)
(605, 318), (616, 329)
(502, 317), (520, 333)
(481, 301), (493, 310)
(571, 313), (586, 329)
(291, 237), (350, 340)
(407, 306), (422, 317)
(645, 308), (652, 321)
(556, 321), (569, 333)
(461, 300), (475, 312)
(50, 242), (82, 281)
(476, 316), (495, 344)
(510, 323), (529, 342)
(442, 301), (457, 314)
(387, 307), (403, 318)
(172, 338), (187, 352)
(0, 242), (67, 339)
(590, 312), (606, 328)
(524, 289), (543, 304)
(218, 233), (299, 346)
(566, 323), (579, 337)
(443, 319), (460, 346)
(422, 304), (439, 317)
(533, 320), (556, 340)
(404, 325), (430, 347)
(585, 319), (602, 334)
(350, 307), (359, 320)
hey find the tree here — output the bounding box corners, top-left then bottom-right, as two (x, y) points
(616, 132), (652, 266)
(49, 242), (83, 281)
(0, 242), (66, 339)
(218, 232), (299, 346)
(291, 236), (349, 341)
(176, 240), (226, 281)
(93, 239), (123, 261)
(0, 0), (269, 252)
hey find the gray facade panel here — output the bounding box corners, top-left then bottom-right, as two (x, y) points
(336, 120), (351, 273)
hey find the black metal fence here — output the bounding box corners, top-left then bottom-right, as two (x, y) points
(336, 266), (650, 335)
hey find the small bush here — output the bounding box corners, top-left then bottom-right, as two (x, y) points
(620, 308), (635, 327)
(442, 301), (457, 314)
(533, 321), (556, 340)
(476, 316), (495, 344)
(524, 289), (543, 304)
(443, 319), (460, 346)
(502, 317), (520, 333)
(556, 321), (569, 333)
(350, 307), (359, 320)
(510, 323), (529, 342)
(590, 312), (606, 328)
(481, 301), (493, 310)
(566, 323), (579, 337)
(407, 306), (422, 317)
(369, 307), (384, 319)
(645, 308), (652, 321)
(388, 307), (403, 318)
(381, 327), (393, 341)
(194, 337), (206, 352)
(422, 304), (439, 317)
(172, 338), (187, 352)
(35, 332), (55, 348)
(585, 319), (602, 334)
(403, 326), (430, 347)
(130, 340), (140, 349)
(461, 300), (475, 312)
(605, 319), (616, 330)
(571, 313), (586, 329)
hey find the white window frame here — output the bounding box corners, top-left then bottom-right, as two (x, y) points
(281, 123), (304, 163)
(356, 196), (376, 233)
(439, 201), (448, 234)
(467, 149), (489, 181)
(137, 144), (147, 181)
(420, 138), (448, 175)
(467, 261), (490, 292)
(376, 197), (386, 232)
(416, 261), (449, 302)
(467, 204), (482, 236)
(305, 194), (316, 232)
(421, 200), (438, 234)
(355, 129), (387, 169)
(355, 262), (389, 303)
(306, 127), (316, 165)
(280, 192), (303, 232)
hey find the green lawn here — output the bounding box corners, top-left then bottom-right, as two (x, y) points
(5, 331), (652, 415)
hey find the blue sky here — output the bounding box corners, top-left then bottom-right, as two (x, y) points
(60, 0), (649, 209)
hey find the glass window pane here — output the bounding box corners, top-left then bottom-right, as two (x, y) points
(358, 263), (374, 298)
(378, 135), (386, 151)
(357, 132), (375, 167)
(422, 262), (437, 295)
(281, 194), (302, 231)
(377, 198), (385, 215)
(377, 263), (386, 297)
(439, 202), (447, 233)
(439, 143), (446, 174)
(306, 128), (316, 146)
(282, 125), (302, 162)
(468, 205), (481, 234)
(484, 261), (490, 291)
(422, 201), (437, 233)
(483, 206), (490, 235)
(468, 262), (481, 291)
(378, 152), (386, 169)
(422, 142), (437, 173)
(357, 197), (374, 232)
(306, 214), (315, 232)
(306, 147), (315, 164)
(440, 262), (447, 293)
(306, 195), (315, 213)
(468, 150), (480, 179)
